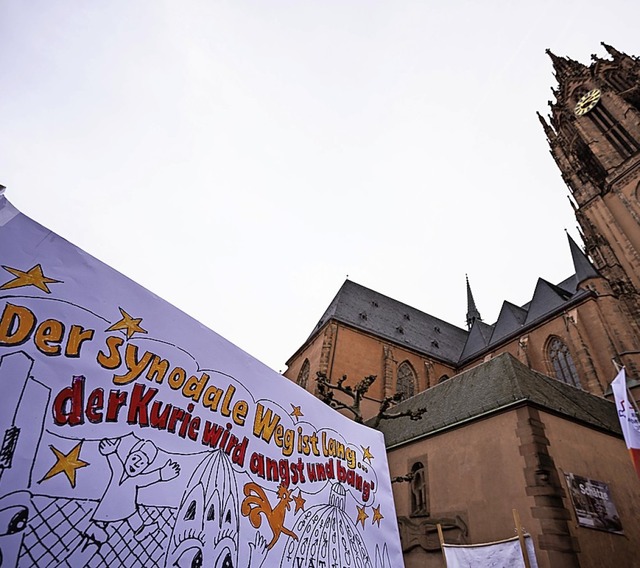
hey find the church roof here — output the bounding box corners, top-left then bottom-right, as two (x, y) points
(490, 301), (528, 344)
(567, 232), (600, 284)
(307, 279), (469, 364)
(459, 320), (494, 360)
(295, 238), (599, 367)
(375, 353), (621, 448)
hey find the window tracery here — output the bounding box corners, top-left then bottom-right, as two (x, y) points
(297, 359), (310, 389)
(547, 337), (581, 388)
(397, 361), (416, 400)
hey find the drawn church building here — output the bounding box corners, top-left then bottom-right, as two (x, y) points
(283, 44), (640, 568)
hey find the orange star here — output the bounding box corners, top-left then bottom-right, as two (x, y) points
(106, 307), (147, 339)
(290, 404), (303, 421)
(355, 505), (369, 528)
(372, 505), (384, 527)
(293, 490), (306, 513)
(40, 442), (89, 488)
(361, 445), (374, 464)
(1, 264), (62, 293)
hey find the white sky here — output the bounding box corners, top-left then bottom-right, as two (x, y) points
(1, 1), (637, 371)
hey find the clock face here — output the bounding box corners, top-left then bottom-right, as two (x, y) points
(574, 88), (601, 116)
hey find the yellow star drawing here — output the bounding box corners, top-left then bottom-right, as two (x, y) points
(290, 404), (303, 421)
(372, 505), (384, 527)
(293, 490), (306, 513)
(355, 505), (369, 528)
(0, 264), (62, 293)
(106, 307), (147, 339)
(361, 445), (374, 464)
(40, 442), (89, 488)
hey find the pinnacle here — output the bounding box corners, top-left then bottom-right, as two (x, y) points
(537, 111), (555, 140)
(465, 275), (482, 330)
(546, 48), (586, 79)
(601, 42), (623, 60)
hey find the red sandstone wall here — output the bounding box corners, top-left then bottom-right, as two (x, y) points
(542, 411), (640, 568)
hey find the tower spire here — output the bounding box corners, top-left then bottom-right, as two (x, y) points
(465, 275), (482, 330)
(601, 42), (624, 60)
(566, 231), (599, 285)
(537, 111), (555, 141)
(545, 48), (585, 79)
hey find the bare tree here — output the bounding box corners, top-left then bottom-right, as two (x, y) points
(315, 372), (427, 428)
(390, 471), (415, 484)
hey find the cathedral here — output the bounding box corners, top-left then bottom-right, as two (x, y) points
(284, 44), (640, 567)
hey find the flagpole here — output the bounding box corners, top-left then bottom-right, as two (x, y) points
(437, 523), (448, 568)
(513, 509), (531, 568)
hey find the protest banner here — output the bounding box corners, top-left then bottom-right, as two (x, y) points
(0, 194), (403, 567)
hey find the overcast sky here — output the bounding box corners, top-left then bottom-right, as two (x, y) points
(1, 1), (637, 371)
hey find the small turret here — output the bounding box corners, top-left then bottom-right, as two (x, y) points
(567, 232), (599, 286)
(465, 275), (482, 330)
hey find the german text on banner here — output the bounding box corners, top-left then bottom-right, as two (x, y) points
(443, 535), (538, 568)
(610, 368), (640, 478)
(0, 195), (404, 568)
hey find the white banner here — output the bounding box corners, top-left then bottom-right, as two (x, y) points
(443, 535), (537, 568)
(610, 368), (640, 478)
(0, 194), (404, 568)
(611, 369), (640, 449)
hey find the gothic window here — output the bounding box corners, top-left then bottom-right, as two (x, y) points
(573, 87), (640, 159)
(572, 136), (607, 186)
(297, 359), (310, 389)
(396, 361), (416, 400)
(604, 69), (640, 110)
(438, 374), (450, 383)
(410, 461), (429, 517)
(590, 104), (640, 158)
(605, 69), (634, 92)
(547, 337), (581, 388)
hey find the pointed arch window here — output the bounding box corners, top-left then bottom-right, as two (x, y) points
(297, 359), (310, 389)
(547, 337), (581, 388)
(410, 461), (429, 517)
(397, 361), (416, 400)
(573, 86), (640, 159)
(605, 69), (634, 93)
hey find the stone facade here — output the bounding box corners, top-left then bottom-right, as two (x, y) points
(283, 45), (640, 567)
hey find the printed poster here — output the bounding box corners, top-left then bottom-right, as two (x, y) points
(0, 194), (404, 567)
(564, 473), (623, 534)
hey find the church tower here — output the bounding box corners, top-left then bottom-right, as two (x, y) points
(539, 44), (640, 325)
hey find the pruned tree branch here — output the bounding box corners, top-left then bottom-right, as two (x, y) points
(315, 372), (427, 427)
(316, 372), (376, 423)
(391, 471), (415, 484)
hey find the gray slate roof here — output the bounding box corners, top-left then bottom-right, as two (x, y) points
(307, 279), (469, 364)
(568, 232), (600, 283)
(298, 237), (599, 366)
(375, 353), (621, 448)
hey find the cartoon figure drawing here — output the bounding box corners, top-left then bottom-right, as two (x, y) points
(241, 482), (298, 550)
(165, 450), (267, 568)
(86, 437), (180, 544)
